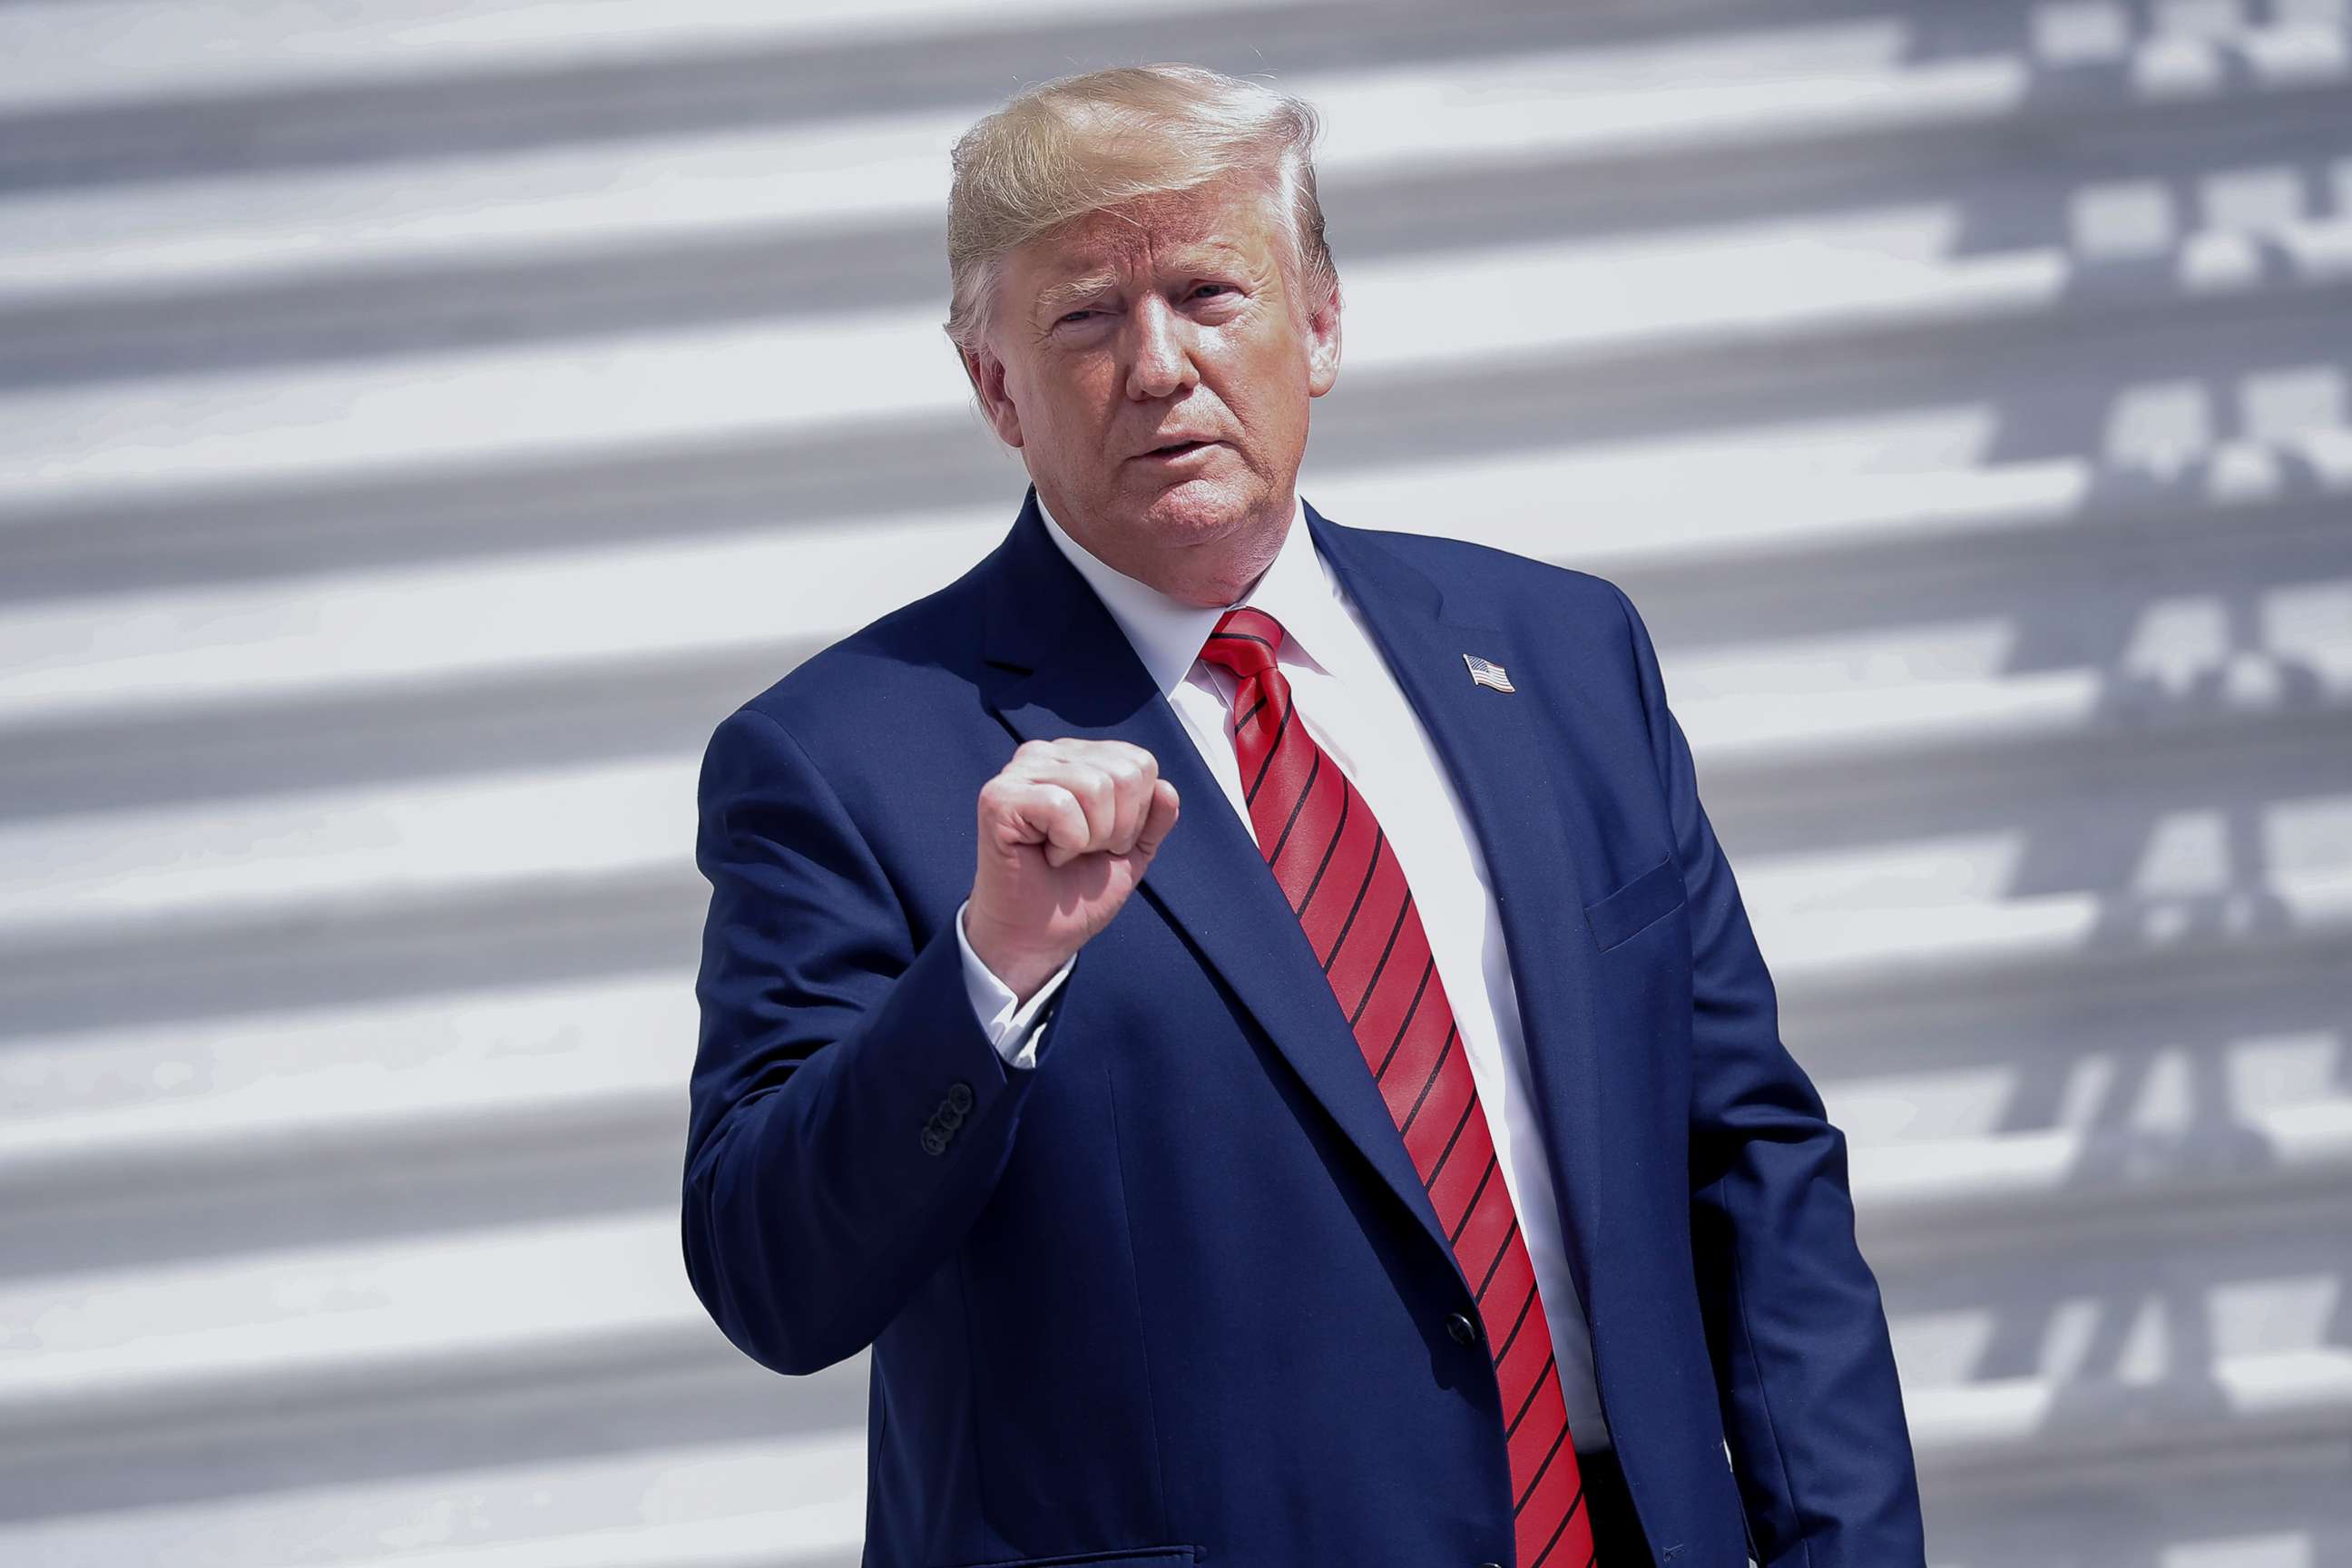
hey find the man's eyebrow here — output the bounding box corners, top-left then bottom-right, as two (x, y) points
(1034, 271), (1120, 317)
(1031, 249), (1250, 318)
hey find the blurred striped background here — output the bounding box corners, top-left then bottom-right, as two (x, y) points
(0, 2), (2347, 1563)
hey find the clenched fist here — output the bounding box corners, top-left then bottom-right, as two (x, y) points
(963, 738), (1182, 1004)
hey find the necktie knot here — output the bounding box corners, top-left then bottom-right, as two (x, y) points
(1200, 604), (1286, 685)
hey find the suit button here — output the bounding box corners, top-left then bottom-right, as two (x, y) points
(938, 1102), (965, 1130)
(920, 1127), (947, 1156)
(1479, 1561), (1504, 1568)
(1446, 1312), (1479, 1346)
(946, 1082), (975, 1113)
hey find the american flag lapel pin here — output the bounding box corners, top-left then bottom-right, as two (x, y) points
(1462, 652), (1516, 692)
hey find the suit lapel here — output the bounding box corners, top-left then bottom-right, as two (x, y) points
(1302, 498), (1607, 1295)
(978, 487), (1603, 1296)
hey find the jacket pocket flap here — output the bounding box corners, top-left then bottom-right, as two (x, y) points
(1583, 854), (1685, 951)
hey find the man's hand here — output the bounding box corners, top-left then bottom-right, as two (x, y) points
(964, 738), (1181, 1004)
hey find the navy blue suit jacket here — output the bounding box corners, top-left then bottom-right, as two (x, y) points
(682, 486), (1926, 1568)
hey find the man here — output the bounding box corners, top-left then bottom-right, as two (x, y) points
(683, 62), (1925, 1568)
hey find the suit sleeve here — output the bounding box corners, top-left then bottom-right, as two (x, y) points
(681, 703), (1073, 1376)
(1606, 582), (1927, 1568)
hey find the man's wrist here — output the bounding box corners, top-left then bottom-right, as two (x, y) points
(960, 902), (1073, 1007)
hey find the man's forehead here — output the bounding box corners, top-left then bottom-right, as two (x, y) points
(1026, 183), (1269, 271)
(1032, 219), (1253, 275)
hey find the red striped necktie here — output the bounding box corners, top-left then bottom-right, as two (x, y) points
(1197, 604), (1598, 1568)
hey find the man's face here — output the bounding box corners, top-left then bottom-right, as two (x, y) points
(960, 173), (1342, 606)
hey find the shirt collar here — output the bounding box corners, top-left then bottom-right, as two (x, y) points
(1034, 486), (1343, 698)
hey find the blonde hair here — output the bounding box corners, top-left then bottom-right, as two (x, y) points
(943, 63), (1338, 358)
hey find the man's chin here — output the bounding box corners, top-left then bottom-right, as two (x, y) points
(1136, 480), (1255, 539)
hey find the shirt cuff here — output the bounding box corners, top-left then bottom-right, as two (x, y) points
(955, 896), (1076, 1071)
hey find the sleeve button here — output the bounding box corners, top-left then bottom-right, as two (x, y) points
(920, 1127), (948, 1156)
(946, 1082), (975, 1112)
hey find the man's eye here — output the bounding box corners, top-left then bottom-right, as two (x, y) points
(1059, 309), (1094, 325)
(1192, 284), (1235, 299)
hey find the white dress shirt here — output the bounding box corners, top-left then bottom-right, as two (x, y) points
(952, 488), (1612, 1451)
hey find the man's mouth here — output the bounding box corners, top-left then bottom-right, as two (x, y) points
(1142, 439), (1217, 459)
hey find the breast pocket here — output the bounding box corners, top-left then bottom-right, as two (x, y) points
(1583, 854), (1686, 951)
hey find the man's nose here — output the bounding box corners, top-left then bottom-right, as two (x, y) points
(1124, 294), (1197, 400)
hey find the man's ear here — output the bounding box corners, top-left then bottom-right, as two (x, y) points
(1305, 278), (1342, 397)
(959, 339), (1024, 449)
